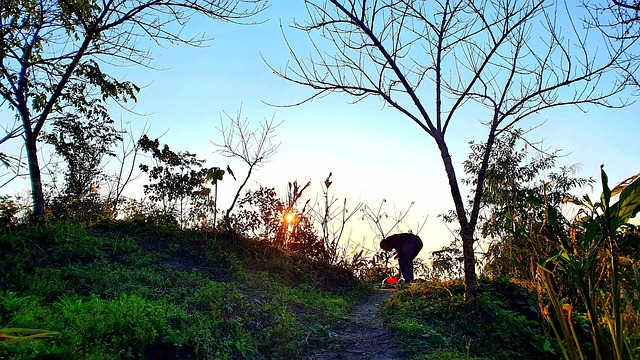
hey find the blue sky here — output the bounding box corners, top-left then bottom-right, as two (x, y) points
(125, 2), (639, 255)
(2, 1), (639, 259)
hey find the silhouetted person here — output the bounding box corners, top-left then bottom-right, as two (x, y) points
(380, 233), (423, 283)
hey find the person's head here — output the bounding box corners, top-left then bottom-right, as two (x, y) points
(379, 238), (393, 251)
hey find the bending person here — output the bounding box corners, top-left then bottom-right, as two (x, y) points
(380, 233), (423, 283)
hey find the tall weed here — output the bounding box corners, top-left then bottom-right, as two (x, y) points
(540, 167), (640, 360)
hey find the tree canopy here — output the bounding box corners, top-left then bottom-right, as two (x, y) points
(0, 0), (268, 216)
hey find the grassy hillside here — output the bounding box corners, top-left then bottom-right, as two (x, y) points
(0, 219), (367, 359)
(0, 219), (585, 359)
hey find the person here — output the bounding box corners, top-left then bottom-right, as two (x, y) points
(380, 233), (423, 283)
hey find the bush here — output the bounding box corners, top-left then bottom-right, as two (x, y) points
(382, 279), (557, 360)
(0, 196), (25, 230)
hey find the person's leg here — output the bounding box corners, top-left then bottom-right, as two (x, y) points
(398, 256), (414, 283)
(397, 236), (423, 283)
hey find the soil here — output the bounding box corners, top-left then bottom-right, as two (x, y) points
(305, 288), (406, 360)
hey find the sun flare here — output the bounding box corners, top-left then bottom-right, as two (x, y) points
(284, 212), (295, 223)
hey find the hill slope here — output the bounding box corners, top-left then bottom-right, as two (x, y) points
(0, 221), (367, 359)
(1, 220), (561, 359)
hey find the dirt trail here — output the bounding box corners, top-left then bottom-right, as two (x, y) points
(306, 288), (406, 360)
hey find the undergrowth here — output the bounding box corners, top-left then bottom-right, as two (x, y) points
(1, 219), (579, 359)
(0, 220), (365, 359)
(381, 279), (558, 360)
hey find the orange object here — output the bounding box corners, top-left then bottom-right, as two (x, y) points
(384, 276), (398, 284)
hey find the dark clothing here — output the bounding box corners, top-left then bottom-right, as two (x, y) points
(380, 233), (423, 283)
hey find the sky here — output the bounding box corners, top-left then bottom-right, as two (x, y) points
(2, 1), (639, 260)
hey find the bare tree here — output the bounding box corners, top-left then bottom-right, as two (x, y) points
(269, 0), (637, 301)
(103, 119), (150, 217)
(214, 107), (282, 228)
(0, 0), (268, 217)
(583, 0), (640, 88)
(310, 172), (363, 264)
(360, 199), (427, 240)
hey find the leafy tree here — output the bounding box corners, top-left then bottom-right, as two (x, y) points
(235, 186), (283, 240)
(138, 135), (220, 228)
(43, 114), (121, 201)
(270, 0), (636, 301)
(0, 0), (267, 217)
(234, 183), (326, 259)
(428, 244), (464, 281)
(0, 195), (24, 229)
(41, 119), (149, 223)
(459, 129), (593, 280)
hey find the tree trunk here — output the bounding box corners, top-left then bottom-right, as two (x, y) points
(434, 132), (478, 302)
(25, 132), (45, 217)
(224, 162), (255, 229)
(461, 225), (477, 302)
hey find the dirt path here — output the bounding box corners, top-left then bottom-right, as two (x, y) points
(306, 288), (406, 360)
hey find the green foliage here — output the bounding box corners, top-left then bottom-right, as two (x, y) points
(0, 222), (107, 289)
(249, 273), (354, 322)
(0, 196), (24, 229)
(52, 293), (176, 357)
(1, 0), (264, 217)
(359, 262), (397, 283)
(382, 279), (556, 360)
(233, 183), (328, 259)
(413, 349), (493, 360)
(42, 111), (123, 225)
(0, 291), (30, 325)
(234, 186), (283, 239)
(44, 108), (121, 200)
(1, 0), (139, 216)
(461, 129), (593, 280)
(116, 198), (184, 235)
(182, 279), (305, 357)
(428, 244), (464, 281)
(454, 130), (640, 359)
(138, 135), (219, 229)
(46, 192), (114, 226)
(540, 167), (640, 360)
(0, 220), (363, 359)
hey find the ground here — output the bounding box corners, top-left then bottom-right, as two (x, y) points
(306, 288), (406, 360)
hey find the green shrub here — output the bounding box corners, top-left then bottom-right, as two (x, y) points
(382, 279), (557, 360)
(0, 291), (30, 324)
(0, 196), (24, 229)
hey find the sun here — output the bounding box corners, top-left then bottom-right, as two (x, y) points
(284, 212), (295, 223)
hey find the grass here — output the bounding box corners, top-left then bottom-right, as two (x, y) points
(1, 219), (591, 359)
(381, 279), (559, 360)
(0, 220), (366, 359)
